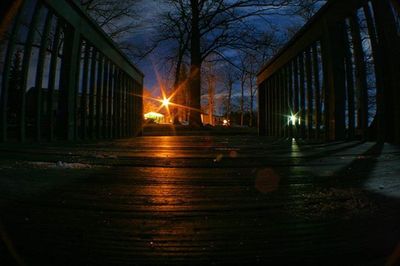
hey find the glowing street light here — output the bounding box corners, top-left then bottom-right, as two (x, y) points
(162, 98), (170, 107)
(288, 113), (298, 125)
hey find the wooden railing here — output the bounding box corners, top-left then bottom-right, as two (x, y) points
(0, 0), (144, 142)
(257, 0), (400, 143)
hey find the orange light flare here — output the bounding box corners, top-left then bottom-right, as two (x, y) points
(162, 98), (170, 107)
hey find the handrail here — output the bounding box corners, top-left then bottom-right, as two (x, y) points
(0, 0), (144, 142)
(257, 0), (400, 143)
(44, 0), (144, 82)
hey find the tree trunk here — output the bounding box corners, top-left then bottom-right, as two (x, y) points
(189, 0), (202, 126)
(227, 80), (233, 121)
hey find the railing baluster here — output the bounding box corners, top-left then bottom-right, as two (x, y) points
(88, 48), (97, 139)
(108, 64), (114, 139)
(258, 81), (266, 136)
(299, 52), (306, 139)
(283, 67), (289, 138)
(288, 62), (293, 138)
(19, 3), (42, 142)
(47, 19), (61, 141)
(293, 58), (299, 138)
(34, 11), (53, 142)
(344, 24), (355, 139)
(80, 42), (90, 140)
(96, 53), (104, 139)
(273, 75), (277, 137)
(312, 43), (321, 140)
(349, 14), (368, 140)
(371, 0), (400, 143)
(59, 25), (80, 141)
(305, 47), (313, 139)
(123, 75), (128, 137)
(267, 79), (272, 136)
(321, 21), (347, 140)
(1, 1), (26, 142)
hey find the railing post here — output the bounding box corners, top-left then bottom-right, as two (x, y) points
(137, 82), (143, 136)
(96, 53), (104, 139)
(88, 48), (97, 139)
(288, 62), (293, 138)
(321, 20), (347, 141)
(34, 12), (53, 142)
(258, 82), (266, 136)
(107, 64), (114, 138)
(305, 47), (313, 139)
(299, 52), (306, 139)
(349, 14), (368, 140)
(293, 57), (299, 138)
(80, 43), (90, 140)
(343, 25), (355, 139)
(371, 0), (400, 143)
(312, 43), (321, 140)
(19, 3), (41, 142)
(283, 67), (289, 138)
(0, 0), (25, 142)
(102, 59), (109, 138)
(59, 25), (80, 141)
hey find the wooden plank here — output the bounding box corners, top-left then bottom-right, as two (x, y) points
(0, 137), (399, 264)
(34, 11), (53, 142)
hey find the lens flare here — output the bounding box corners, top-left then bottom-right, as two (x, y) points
(162, 98), (170, 107)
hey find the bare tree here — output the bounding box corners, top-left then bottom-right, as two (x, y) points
(148, 0), (298, 126)
(80, 0), (143, 40)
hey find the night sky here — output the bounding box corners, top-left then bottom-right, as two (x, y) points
(125, 1), (313, 96)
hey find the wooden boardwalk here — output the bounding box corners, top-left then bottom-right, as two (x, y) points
(0, 136), (400, 265)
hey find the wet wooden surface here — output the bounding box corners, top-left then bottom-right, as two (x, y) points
(0, 136), (400, 265)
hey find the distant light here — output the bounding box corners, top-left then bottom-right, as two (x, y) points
(223, 119), (229, 126)
(162, 98), (170, 107)
(288, 114), (297, 125)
